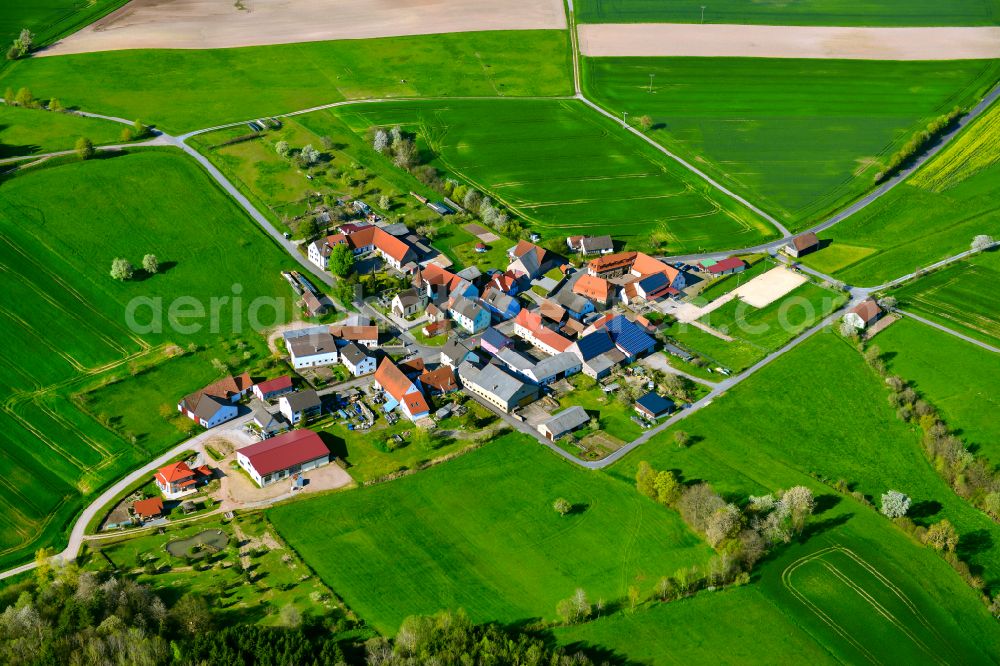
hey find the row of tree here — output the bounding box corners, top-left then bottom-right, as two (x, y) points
(875, 107), (962, 183)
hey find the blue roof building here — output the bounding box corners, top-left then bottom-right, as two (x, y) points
(481, 327), (514, 355)
(635, 392), (675, 419)
(606, 316), (657, 359)
(572, 329), (615, 361)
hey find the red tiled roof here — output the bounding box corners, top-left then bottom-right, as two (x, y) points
(340, 222), (372, 234)
(374, 228), (413, 263)
(535, 328), (573, 352)
(256, 375), (292, 395)
(539, 300), (566, 323)
(133, 496), (163, 518)
(156, 461), (195, 485)
(237, 429), (329, 477)
(401, 389), (430, 417)
(423, 320), (448, 336)
(589, 251), (636, 274)
(573, 274), (610, 301)
(849, 298), (882, 322)
(400, 357), (426, 375)
(346, 226), (377, 249)
(512, 240), (546, 264)
(420, 366), (458, 393)
(792, 233), (819, 251)
(330, 325), (378, 342)
(374, 358), (418, 402)
(707, 257), (746, 274)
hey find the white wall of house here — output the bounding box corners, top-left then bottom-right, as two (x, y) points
(344, 355), (377, 377)
(202, 405), (238, 428)
(289, 350), (338, 369)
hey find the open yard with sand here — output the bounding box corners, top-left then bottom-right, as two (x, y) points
(578, 24), (1000, 60)
(43, 0), (567, 55)
(675, 266), (807, 323)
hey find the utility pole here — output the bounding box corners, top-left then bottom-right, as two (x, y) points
(648, 73), (655, 93)
(622, 110), (629, 127)
(701, 5), (706, 22)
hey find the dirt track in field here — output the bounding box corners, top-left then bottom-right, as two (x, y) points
(40, 0), (567, 55)
(578, 24), (1000, 60)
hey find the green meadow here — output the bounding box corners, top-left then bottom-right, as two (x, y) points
(0, 31), (572, 133)
(0, 149), (296, 569)
(610, 331), (1000, 586)
(268, 432), (716, 634)
(334, 98), (779, 253)
(582, 57), (1000, 229)
(0, 104), (125, 158)
(891, 249), (1000, 346)
(574, 0), (1000, 25)
(874, 318), (1000, 465)
(809, 98), (1000, 285)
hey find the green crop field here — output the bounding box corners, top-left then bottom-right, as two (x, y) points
(334, 98), (779, 253)
(582, 58), (1000, 230)
(0, 31), (572, 133)
(574, 0), (1000, 25)
(0, 104), (126, 158)
(268, 431), (715, 634)
(0, 149), (296, 569)
(891, 249), (1000, 346)
(808, 99), (1000, 285)
(556, 531), (1000, 663)
(609, 331), (1000, 586)
(0, 0), (126, 52)
(873, 318), (1000, 466)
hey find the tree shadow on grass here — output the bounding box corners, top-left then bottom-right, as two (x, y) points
(956, 529), (993, 560)
(813, 493), (841, 515)
(907, 499), (942, 521)
(800, 512), (852, 541)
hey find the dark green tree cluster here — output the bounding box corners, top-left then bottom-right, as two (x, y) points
(365, 610), (597, 665)
(876, 107), (962, 182)
(185, 624), (345, 666)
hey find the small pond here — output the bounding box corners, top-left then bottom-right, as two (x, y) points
(165, 529), (229, 559)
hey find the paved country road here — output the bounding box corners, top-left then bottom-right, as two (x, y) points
(899, 311), (1000, 355)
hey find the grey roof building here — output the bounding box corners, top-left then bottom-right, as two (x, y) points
(537, 406), (590, 440)
(458, 361), (538, 413)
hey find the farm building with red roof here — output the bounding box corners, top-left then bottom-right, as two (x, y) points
(253, 375), (294, 401)
(236, 429), (330, 487)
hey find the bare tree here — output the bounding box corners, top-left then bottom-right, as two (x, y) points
(678, 483), (725, 533)
(373, 129), (390, 154)
(972, 234), (995, 252)
(880, 490), (911, 518)
(704, 504), (742, 548)
(782, 486), (815, 533)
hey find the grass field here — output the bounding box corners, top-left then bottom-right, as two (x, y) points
(268, 431), (715, 634)
(0, 31), (572, 133)
(582, 58), (1000, 229)
(610, 331), (1000, 586)
(0, 104), (127, 158)
(808, 99), (1000, 286)
(556, 532), (1000, 664)
(334, 98), (779, 253)
(891, 249), (1000, 346)
(0, 149), (296, 569)
(574, 0), (1000, 25)
(0, 0), (127, 52)
(874, 318), (1000, 466)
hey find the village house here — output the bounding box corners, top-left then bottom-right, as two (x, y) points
(588, 252), (687, 293)
(480, 286), (522, 321)
(522, 352), (582, 385)
(573, 274), (612, 308)
(569, 329), (618, 379)
(342, 226), (417, 272)
(307, 233), (348, 270)
(480, 327), (514, 355)
(236, 429), (330, 487)
(556, 290), (595, 321)
(513, 309), (573, 356)
(440, 338), (479, 369)
(155, 461), (212, 499)
(844, 298), (883, 330)
(251, 400), (287, 438)
(419, 366), (459, 395)
(285, 329), (339, 369)
(457, 361), (539, 413)
(487, 270), (522, 296)
(604, 315), (658, 360)
(340, 342), (377, 376)
(449, 295), (491, 334)
(539, 300), (567, 325)
(507, 240), (549, 279)
(330, 324), (379, 349)
(391, 288), (425, 318)
(635, 392), (675, 420)
(413, 263), (478, 303)
(132, 496), (164, 522)
(621, 272), (680, 305)
(538, 406), (590, 441)
(374, 358), (431, 421)
(177, 372), (253, 428)
(784, 232), (820, 258)
(279, 389), (322, 425)
(253, 375), (294, 402)
(566, 235), (613, 256)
